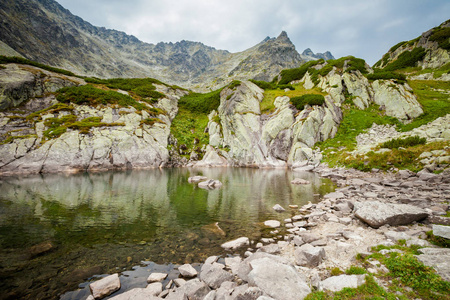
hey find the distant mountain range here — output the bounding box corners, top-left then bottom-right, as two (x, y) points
(0, 0), (334, 90)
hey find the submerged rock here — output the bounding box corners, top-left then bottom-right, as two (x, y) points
(272, 204), (286, 212)
(264, 220), (281, 228)
(221, 237), (250, 250)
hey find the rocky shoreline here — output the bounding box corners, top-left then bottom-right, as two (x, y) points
(81, 165), (450, 300)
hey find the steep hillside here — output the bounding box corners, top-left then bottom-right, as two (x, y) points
(374, 19), (450, 79)
(0, 0), (333, 91)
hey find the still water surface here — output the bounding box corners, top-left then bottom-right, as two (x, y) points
(0, 167), (334, 299)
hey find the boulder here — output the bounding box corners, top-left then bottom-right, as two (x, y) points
(145, 282), (163, 297)
(319, 274), (366, 292)
(384, 231), (412, 241)
(89, 273), (121, 299)
(200, 263), (234, 289)
(198, 179), (223, 189)
(354, 201), (428, 228)
(166, 278), (210, 300)
(147, 272), (168, 283)
(433, 224), (450, 239)
(247, 257), (311, 300)
(178, 264), (198, 278)
(221, 237), (250, 250)
(294, 244), (326, 267)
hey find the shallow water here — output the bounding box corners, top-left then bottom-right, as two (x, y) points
(0, 167), (334, 299)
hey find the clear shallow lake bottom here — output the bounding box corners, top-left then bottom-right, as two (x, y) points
(0, 167), (335, 299)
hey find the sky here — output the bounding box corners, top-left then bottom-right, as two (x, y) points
(55, 0), (450, 65)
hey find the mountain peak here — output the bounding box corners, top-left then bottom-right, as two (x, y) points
(277, 31), (289, 40)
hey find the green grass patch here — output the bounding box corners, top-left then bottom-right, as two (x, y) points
(43, 115), (124, 138)
(342, 141), (449, 172)
(400, 80), (450, 131)
(277, 60), (324, 85)
(260, 83), (326, 114)
(385, 252), (450, 299)
(140, 118), (164, 126)
(345, 266), (367, 275)
(26, 103), (74, 121)
(305, 275), (401, 300)
(0, 134), (38, 145)
(380, 135), (426, 149)
(291, 94), (325, 110)
(0, 55), (77, 77)
(170, 107), (209, 155)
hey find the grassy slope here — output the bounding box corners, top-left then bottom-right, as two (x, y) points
(319, 79), (450, 172)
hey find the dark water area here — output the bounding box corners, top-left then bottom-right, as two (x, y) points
(0, 167), (335, 299)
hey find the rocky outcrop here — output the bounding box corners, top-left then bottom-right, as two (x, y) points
(0, 64), (84, 110)
(195, 81), (342, 168)
(0, 66), (186, 175)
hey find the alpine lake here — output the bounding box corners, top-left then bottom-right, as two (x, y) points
(0, 167), (335, 299)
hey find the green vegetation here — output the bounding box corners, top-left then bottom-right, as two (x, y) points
(383, 47), (426, 71)
(429, 26), (450, 50)
(178, 89), (222, 114)
(389, 41), (407, 53)
(85, 78), (166, 100)
(0, 134), (38, 145)
(26, 103), (74, 121)
(426, 230), (450, 248)
(277, 60), (324, 85)
(380, 136), (426, 149)
(260, 83), (326, 113)
(345, 266), (367, 275)
(290, 94), (325, 110)
(340, 141), (449, 172)
(402, 80), (450, 131)
(43, 115), (124, 138)
(366, 71), (406, 84)
(249, 79), (293, 91)
(140, 117), (164, 126)
(305, 275), (401, 300)
(56, 85), (164, 115)
(0, 55), (77, 77)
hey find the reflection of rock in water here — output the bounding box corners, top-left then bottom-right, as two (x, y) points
(201, 222), (226, 238)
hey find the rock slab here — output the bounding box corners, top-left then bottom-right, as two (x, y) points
(354, 201), (428, 228)
(89, 273), (121, 299)
(221, 237), (250, 250)
(248, 257), (311, 300)
(320, 274), (366, 292)
(433, 224), (450, 239)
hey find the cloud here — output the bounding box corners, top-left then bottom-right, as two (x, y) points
(56, 0), (450, 65)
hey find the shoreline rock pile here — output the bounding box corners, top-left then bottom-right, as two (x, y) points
(85, 165), (450, 300)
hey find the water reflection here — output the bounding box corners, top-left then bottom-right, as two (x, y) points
(0, 168), (334, 299)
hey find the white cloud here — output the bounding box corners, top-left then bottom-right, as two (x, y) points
(56, 0), (450, 65)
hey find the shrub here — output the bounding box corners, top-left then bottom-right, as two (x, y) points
(380, 136), (426, 149)
(345, 266), (367, 275)
(429, 26), (450, 50)
(389, 41), (407, 53)
(56, 85), (150, 112)
(84, 77), (165, 100)
(178, 89), (222, 114)
(277, 60), (323, 84)
(249, 79), (275, 90)
(290, 94), (325, 110)
(366, 71), (406, 84)
(384, 47), (427, 71)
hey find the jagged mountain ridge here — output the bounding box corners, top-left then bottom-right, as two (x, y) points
(0, 0), (334, 91)
(301, 48), (335, 61)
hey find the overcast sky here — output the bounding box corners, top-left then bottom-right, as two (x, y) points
(55, 0), (449, 65)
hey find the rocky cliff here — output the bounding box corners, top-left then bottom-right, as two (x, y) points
(0, 63), (187, 175)
(0, 0), (333, 92)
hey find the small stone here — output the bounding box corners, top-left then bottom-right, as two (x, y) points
(289, 205), (298, 209)
(89, 273), (121, 300)
(291, 178), (310, 185)
(178, 263), (198, 277)
(147, 272), (168, 283)
(264, 220), (281, 228)
(272, 204), (285, 212)
(173, 278), (186, 287)
(188, 176), (208, 183)
(320, 274), (366, 292)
